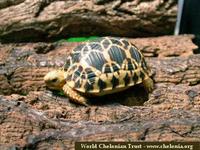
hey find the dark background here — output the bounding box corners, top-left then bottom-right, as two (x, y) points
(180, 0), (200, 52)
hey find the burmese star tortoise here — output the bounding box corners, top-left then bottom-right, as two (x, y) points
(44, 37), (154, 106)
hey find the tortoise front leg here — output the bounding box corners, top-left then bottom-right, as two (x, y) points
(63, 84), (89, 106)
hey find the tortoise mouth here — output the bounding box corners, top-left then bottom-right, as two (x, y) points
(45, 85), (63, 91)
(45, 86), (60, 91)
(45, 80), (66, 90)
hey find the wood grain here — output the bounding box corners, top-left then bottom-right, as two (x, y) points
(0, 0), (177, 42)
(0, 35), (200, 149)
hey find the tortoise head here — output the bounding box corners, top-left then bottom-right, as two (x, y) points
(44, 70), (66, 90)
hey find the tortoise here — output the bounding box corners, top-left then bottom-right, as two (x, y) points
(44, 37), (154, 106)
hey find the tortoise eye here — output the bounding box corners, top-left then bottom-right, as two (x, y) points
(51, 78), (58, 82)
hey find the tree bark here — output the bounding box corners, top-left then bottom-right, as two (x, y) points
(1, 83), (200, 149)
(0, 35), (198, 95)
(0, 0), (177, 42)
(0, 35), (200, 149)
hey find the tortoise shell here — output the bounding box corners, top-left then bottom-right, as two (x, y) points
(64, 37), (151, 96)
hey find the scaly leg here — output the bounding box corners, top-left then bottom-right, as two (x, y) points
(63, 84), (89, 106)
(142, 77), (154, 92)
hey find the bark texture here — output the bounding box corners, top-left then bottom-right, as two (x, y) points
(0, 35), (198, 95)
(0, 35), (200, 149)
(0, 0), (177, 42)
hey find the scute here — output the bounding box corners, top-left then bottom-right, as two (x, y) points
(84, 81), (94, 91)
(98, 79), (107, 91)
(132, 73), (139, 83)
(64, 56), (72, 70)
(65, 37), (150, 95)
(71, 50), (81, 63)
(82, 45), (90, 55)
(127, 58), (137, 70)
(110, 38), (123, 46)
(75, 79), (81, 88)
(89, 43), (103, 51)
(140, 71), (145, 80)
(124, 73), (130, 86)
(108, 45), (126, 65)
(121, 39), (130, 49)
(102, 62), (120, 73)
(129, 46), (141, 63)
(111, 75), (119, 89)
(101, 39), (112, 49)
(85, 51), (107, 71)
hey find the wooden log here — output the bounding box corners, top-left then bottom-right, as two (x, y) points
(0, 83), (200, 149)
(0, 0), (177, 42)
(0, 35), (200, 149)
(0, 35), (198, 95)
(130, 35), (197, 57)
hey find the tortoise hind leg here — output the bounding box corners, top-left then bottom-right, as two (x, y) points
(63, 84), (89, 106)
(142, 77), (154, 92)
